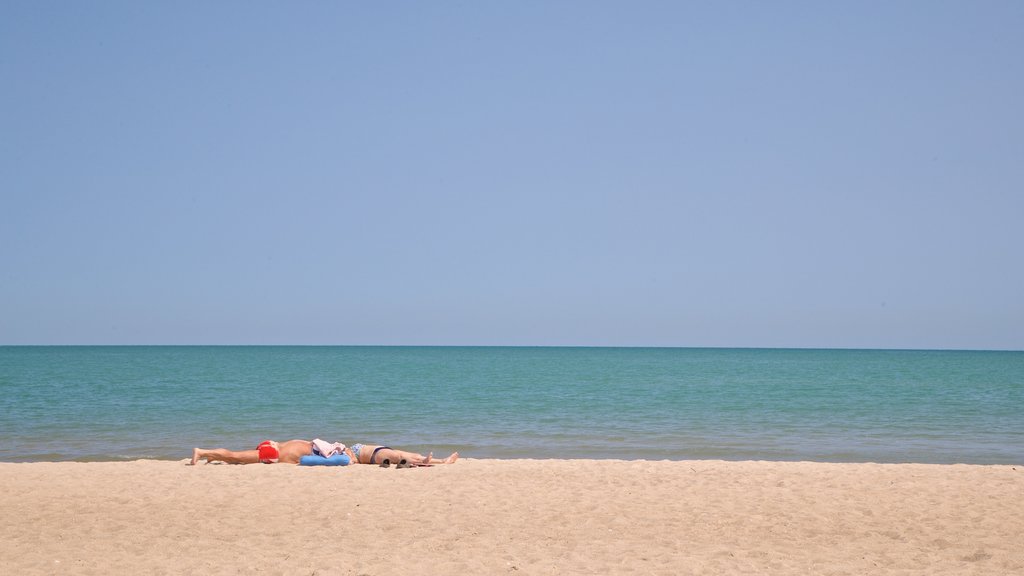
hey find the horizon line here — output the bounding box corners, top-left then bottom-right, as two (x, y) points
(1, 344), (1020, 353)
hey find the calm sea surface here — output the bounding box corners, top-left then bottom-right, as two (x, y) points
(0, 346), (1021, 464)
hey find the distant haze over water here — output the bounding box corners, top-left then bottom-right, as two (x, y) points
(1, 346), (1021, 464)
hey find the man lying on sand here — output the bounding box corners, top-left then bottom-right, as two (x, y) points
(190, 439), (458, 467)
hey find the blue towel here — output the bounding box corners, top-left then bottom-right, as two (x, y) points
(299, 454), (350, 466)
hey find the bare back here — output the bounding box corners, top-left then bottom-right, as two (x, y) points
(275, 440), (314, 464)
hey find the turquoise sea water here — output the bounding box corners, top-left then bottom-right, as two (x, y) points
(0, 346), (1021, 464)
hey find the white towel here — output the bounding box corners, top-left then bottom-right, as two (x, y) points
(311, 438), (347, 458)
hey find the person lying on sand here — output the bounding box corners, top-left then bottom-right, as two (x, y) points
(190, 439), (458, 467)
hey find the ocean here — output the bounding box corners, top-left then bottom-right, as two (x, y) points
(1, 346), (1021, 464)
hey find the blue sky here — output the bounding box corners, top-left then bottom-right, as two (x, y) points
(2, 2), (1022, 349)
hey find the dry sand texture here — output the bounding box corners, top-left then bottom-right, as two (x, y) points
(1, 459), (1022, 575)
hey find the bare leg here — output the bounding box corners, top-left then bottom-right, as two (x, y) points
(190, 448), (260, 465)
(372, 448), (459, 466)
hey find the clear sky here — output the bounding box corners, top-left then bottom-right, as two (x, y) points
(2, 2), (1022, 349)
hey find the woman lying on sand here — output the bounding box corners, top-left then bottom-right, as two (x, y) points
(190, 439), (458, 467)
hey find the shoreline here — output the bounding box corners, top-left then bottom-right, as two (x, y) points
(3, 455), (1023, 466)
(2, 459), (1022, 575)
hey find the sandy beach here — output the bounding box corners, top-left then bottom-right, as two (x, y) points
(2, 459), (1021, 575)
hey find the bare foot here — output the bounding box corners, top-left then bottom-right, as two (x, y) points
(190, 448), (205, 466)
(444, 452), (459, 464)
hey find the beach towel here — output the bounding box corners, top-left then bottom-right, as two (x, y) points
(311, 438), (347, 458)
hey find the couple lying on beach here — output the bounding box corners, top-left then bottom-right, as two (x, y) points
(191, 439), (459, 467)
